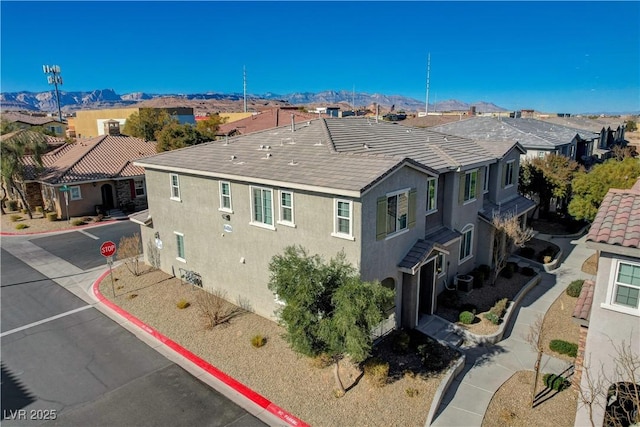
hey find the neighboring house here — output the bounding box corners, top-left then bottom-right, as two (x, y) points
(573, 179), (640, 427)
(74, 107), (195, 139)
(21, 125), (157, 218)
(133, 117), (535, 332)
(431, 116), (599, 163)
(2, 111), (67, 136)
(216, 107), (322, 137)
(1, 129), (66, 151)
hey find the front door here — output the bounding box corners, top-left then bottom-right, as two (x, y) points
(101, 184), (114, 209)
(418, 259), (436, 315)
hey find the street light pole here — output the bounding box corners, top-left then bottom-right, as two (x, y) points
(43, 65), (63, 122)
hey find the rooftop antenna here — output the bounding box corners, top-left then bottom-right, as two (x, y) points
(43, 65), (63, 122)
(425, 53), (431, 116)
(243, 66), (247, 113)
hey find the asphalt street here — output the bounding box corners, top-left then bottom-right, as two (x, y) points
(1, 222), (266, 426)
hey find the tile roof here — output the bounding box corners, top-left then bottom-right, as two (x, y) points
(0, 129), (66, 149)
(540, 116), (623, 133)
(26, 135), (157, 185)
(572, 279), (595, 323)
(431, 117), (598, 150)
(398, 228), (459, 273)
(136, 118), (511, 196)
(586, 179), (640, 248)
(217, 108), (322, 136)
(2, 111), (63, 126)
(480, 195), (537, 222)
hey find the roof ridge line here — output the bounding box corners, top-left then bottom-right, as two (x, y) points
(50, 135), (108, 183)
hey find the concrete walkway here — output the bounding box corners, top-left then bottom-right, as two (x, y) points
(431, 234), (597, 426)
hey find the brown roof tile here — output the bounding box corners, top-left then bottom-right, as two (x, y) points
(586, 180), (640, 248)
(218, 108), (322, 136)
(572, 279), (595, 322)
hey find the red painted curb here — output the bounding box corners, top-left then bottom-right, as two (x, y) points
(1, 219), (118, 236)
(92, 270), (308, 427)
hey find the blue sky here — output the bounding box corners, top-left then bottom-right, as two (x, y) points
(1, 1), (638, 113)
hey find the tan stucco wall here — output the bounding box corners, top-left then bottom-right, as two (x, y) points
(143, 169), (362, 320)
(74, 108), (140, 138)
(219, 113), (254, 124)
(48, 182), (110, 218)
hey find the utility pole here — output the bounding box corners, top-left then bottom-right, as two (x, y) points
(43, 65), (63, 122)
(243, 66), (247, 113)
(425, 53), (431, 116)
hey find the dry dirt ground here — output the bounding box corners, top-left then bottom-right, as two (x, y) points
(541, 290), (581, 362)
(100, 264), (455, 427)
(582, 253), (599, 275)
(1, 209), (105, 234)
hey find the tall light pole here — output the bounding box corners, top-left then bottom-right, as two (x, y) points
(43, 65), (63, 122)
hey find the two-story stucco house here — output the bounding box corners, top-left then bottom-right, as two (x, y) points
(133, 117), (535, 331)
(574, 179), (640, 427)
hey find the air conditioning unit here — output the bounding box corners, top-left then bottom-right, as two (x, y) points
(456, 274), (474, 293)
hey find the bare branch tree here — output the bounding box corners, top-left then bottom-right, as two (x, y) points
(491, 212), (535, 285)
(117, 233), (143, 276)
(525, 314), (547, 408)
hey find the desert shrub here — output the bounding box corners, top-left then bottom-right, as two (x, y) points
(490, 298), (509, 318)
(126, 293), (138, 300)
(478, 264), (491, 277)
(71, 219), (85, 226)
(522, 266), (536, 276)
(35, 206), (43, 213)
(459, 311), (475, 324)
(176, 299), (190, 309)
(543, 373), (571, 391)
(363, 357), (389, 387)
(538, 245), (558, 263)
(460, 303), (477, 314)
(543, 255), (552, 264)
(519, 246), (535, 259)
(438, 289), (459, 309)
(195, 288), (235, 329)
(97, 213), (104, 222)
(310, 353), (332, 369)
(21, 208), (28, 214)
(566, 280), (584, 297)
(9, 214), (22, 222)
(471, 269), (484, 289)
(484, 312), (500, 325)
(117, 233), (143, 276)
(392, 330), (411, 354)
(416, 339), (454, 372)
(405, 388), (419, 397)
(251, 334), (266, 348)
(46, 212), (58, 221)
(549, 339), (578, 357)
(5, 200), (18, 211)
(15, 223), (29, 230)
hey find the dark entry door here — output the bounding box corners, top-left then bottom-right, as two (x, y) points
(418, 259), (435, 315)
(101, 184), (114, 209)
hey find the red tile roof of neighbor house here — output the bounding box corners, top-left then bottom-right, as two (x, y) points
(217, 108), (322, 136)
(586, 178), (640, 248)
(2, 111), (63, 126)
(25, 135), (157, 184)
(572, 279), (595, 322)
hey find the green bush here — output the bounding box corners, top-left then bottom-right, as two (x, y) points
(549, 339), (578, 358)
(251, 334), (266, 348)
(522, 266), (536, 277)
(363, 357), (389, 387)
(566, 280), (584, 297)
(15, 223), (29, 230)
(392, 330), (411, 354)
(519, 246), (535, 259)
(35, 206), (43, 213)
(459, 311), (475, 324)
(5, 200), (18, 211)
(543, 373), (571, 391)
(484, 312), (500, 325)
(46, 212), (58, 221)
(9, 214), (22, 222)
(71, 219), (86, 226)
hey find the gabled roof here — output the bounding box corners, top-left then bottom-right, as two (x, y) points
(217, 108), (322, 136)
(26, 135), (157, 185)
(479, 195), (537, 222)
(541, 116), (624, 133)
(586, 179), (640, 249)
(431, 117), (599, 150)
(1, 129), (66, 149)
(136, 118), (511, 197)
(2, 111), (63, 126)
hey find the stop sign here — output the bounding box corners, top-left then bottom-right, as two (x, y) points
(100, 241), (117, 257)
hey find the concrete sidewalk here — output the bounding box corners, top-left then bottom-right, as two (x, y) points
(431, 235), (596, 426)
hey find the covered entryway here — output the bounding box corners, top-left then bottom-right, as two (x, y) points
(101, 184), (114, 209)
(418, 259), (436, 316)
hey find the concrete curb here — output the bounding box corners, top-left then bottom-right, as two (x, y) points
(91, 269), (308, 427)
(424, 345), (466, 426)
(451, 274), (542, 345)
(1, 219), (118, 236)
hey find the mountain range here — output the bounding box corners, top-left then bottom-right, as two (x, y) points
(0, 88), (508, 114)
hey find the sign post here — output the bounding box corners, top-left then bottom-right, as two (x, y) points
(60, 185), (70, 223)
(100, 241), (117, 297)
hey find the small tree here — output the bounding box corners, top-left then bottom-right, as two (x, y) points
(123, 108), (174, 141)
(117, 233), (143, 276)
(525, 315), (547, 408)
(195, 114), (226, 140)
(490, 212), (534, 285)
(625, 119), (637, 132)
(155, 122), (207, 152)
(268, 246), (393, 396)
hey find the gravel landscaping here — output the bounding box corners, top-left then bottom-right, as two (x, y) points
(541, 290), (581, 362)
(100, 264), (459, 427)
(1, 209), (106, 233)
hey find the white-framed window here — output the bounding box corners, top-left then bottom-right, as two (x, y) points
(386, 189), (410, 235)
(134, 179), (145, 197)
(332, 199), (354, 240)
(604, 260), (640, 314)
(570, 145), (576, 158)
(463, 170), (478, 202)
(174, 231), (185, 262)
(219, 181), (232, 212)
(459, 225), (474, 262)
(537, 151), (545, 159)
(504, 160), (515, 187)
(170, 173), (180, 201)
(483, 166), (490, 193)
(278, 190), (295, 227)
(436, 252), (446, 277)
(250, 186), (274, 229)
(426, 178), (437, 213)
(69, 186), (82, 200)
